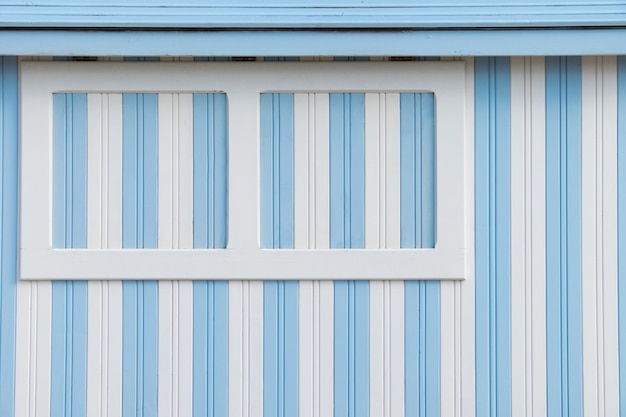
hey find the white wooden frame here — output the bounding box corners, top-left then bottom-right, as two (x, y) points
(20, 61), (470, 280)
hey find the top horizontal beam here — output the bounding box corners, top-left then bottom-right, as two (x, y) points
(3, 29), (626, 56)
(1, 2), (625, 29)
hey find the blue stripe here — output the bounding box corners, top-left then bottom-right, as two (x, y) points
(192, 93), (227, 250)
(0, 56), (17, 417)
(192, 93), (229, 417)
(474, 57), (512, 417)
(51, 93), (88, 417)
(619, 55), (626, 417)
(329, 93), (368, 417)
(122, 93), (159, 417)
(260, 93), (299, 417)
(545, 56), (583, 417)
(401, 92), (440, 417)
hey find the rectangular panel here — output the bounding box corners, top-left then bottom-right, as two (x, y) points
(21, 61), (470, 280)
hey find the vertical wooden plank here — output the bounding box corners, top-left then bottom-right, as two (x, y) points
(107, 93), (123, 417)
(107, 94), (123, 250)
(229, 281), (244, 417)
(315, 94), (330, 250)
(366, 92), (383, 417)
(511, 56), (547, 417)
(158, 92), (174, 417)
(460, 56), (477, 417)
(86, 93), (104, 417)
(295, 92), (313, 417)
(384, 93), (403, 417)
(14, 282), (33, 417)
(37, 282), (53, 417)
(581, 55), (599, 417)
(249, 281), (264, 417)
(177, 93), (194, 417)
(227, 91), (259, 250)
(599, 56), (620, 417)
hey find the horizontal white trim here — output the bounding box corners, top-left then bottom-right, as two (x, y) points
(20, 248), (466, 280)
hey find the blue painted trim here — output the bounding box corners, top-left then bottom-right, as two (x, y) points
(3, 30), (626, 57)
(474, 57), (512, 417)
(121, 93), (159, 417)
(619, 55), (626, 417)
(0, 3), (624, 29)
(545, 56), (583, 417)
(0, 56), (17, 417)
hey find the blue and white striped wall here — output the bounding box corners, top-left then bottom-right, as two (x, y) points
(0, 55), (625, 417)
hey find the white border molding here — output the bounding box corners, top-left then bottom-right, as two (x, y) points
(20, 61), (472, 280)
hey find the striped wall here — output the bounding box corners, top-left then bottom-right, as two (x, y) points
(0, 55), (625, 416)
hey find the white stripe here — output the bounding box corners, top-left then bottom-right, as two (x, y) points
(367, 93), (403, 417)
(177, 281), (194, 417)
(314, 94), (330, 249)
(319, 281), (334, 417)
(366, 92), (384, 417)
(107, 281), (123, 417)
(248, 281), (264, 417)
(370, 280), (384, 417)
(229, 281), (264, 417)
(227, 92), (259, 250)
(33, 282), (52, 417)
(106, 93), (124, 417)
(299, 280), (314, 417)
(295, 93), (313, 417)
(295, 92), (333, 417)
(157, 93), (194, 417)
(510, 56), (547, 417)
(87, 282), (103, 417)
(314, 93), (333, 417)
(178, 93), (194, 249)
(528, 57), (547, 417)
(158, 281), (174, 417)
(440, 280), (455, 417)
(599, 56), (620, 417)
(460, 57), (476, 417)
(229, 281), (244, 417)
(107, 94), (123, 249)
(15, 281), (32, 417)
(389, 281), (404, 417)
(384, 94), (401, 251)
(158, 92), (175, 417)
(582, 56), (620, 417)
(177, 93), (194, 417)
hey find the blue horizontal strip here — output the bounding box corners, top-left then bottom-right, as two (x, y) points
(0, 3), (624, 29)
(3, 30), (626, 56)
